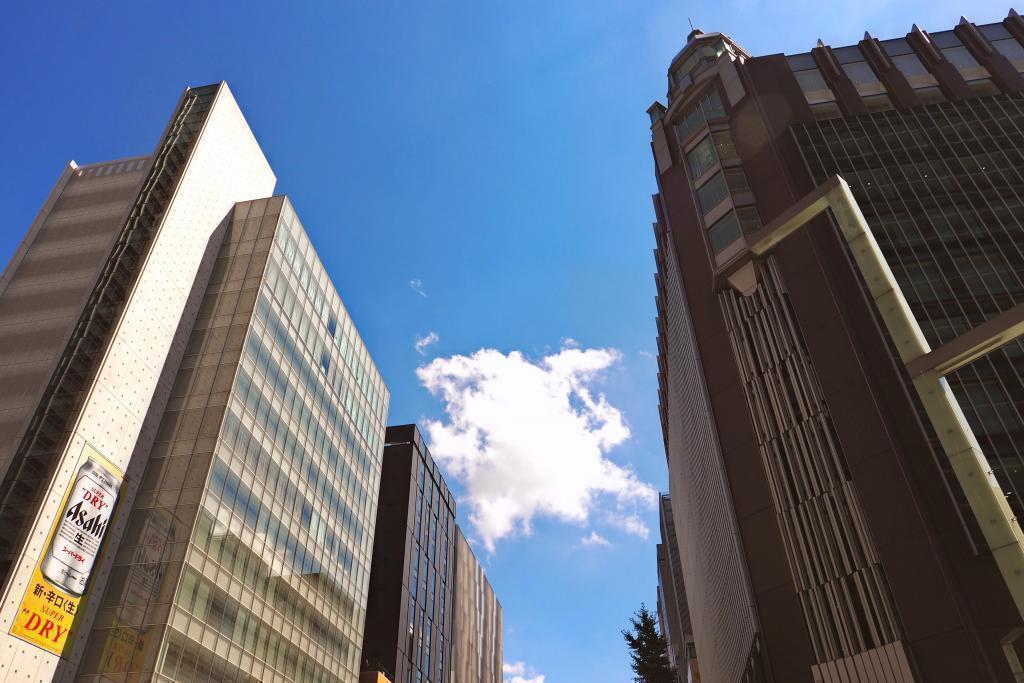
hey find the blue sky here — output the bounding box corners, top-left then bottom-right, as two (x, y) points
(0, 1), (1014, 681)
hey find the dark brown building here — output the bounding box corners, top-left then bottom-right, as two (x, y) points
(650, 12), (1024, 683)
(362, 425), (457, 683)
(362, 425), (502, 683)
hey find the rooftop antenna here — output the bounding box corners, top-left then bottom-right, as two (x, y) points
(688, 17), (695, 31)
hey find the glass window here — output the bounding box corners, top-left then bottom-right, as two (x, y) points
(980, 23), (1012, 41)
(675, 89), (726, 143)
(992, 38), (1024, 70)
(794, 68), (835, 104)
(842, 61), (887, 95)
(833, 45), (865, 64)
(787, 53), (817, 70)
(687, 135), (718, 179)
(676, 106), (705, 142)
(712, 130), (738, 161)
(929, 31), (962, 49)
(880, 38), (915, 57)
(724, 167), (751, 195)
(941, 45), (988, 81)
(708, 211), (742, 253)
(673, 71), (693, 92)
(892, 53), (938, 88)
(702, 90), (725, 119)
(672, 49), (704, 87)
(735, 206), (762, 235)
(696, 172), (728, 213)
(915, 86), (946, 104)
(863, 93), (894, 112)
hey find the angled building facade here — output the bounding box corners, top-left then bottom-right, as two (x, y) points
(359, 424), (502, 683)
(451, 526), (501, 683)
(361, 424), (457, 683)
(656, 495), (697, 682)
(0, 83), (389, 683)
(651, 12), (1024, 683)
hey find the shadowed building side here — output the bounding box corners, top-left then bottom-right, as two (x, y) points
(650, 12), (1024, 682)
(361, 424), (457, 683)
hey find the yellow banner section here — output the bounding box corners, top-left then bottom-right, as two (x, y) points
(10, 443), (123, 655)
(11, 565), (80, 653)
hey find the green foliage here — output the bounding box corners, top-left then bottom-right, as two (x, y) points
(622, 603), (677, 683)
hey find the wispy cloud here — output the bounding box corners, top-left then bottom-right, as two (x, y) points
(409, 278), (427, 298)
(417, 343), (657, 552)
(504, 662), (545, 683)
(580, 531), (611, 547)
(605, 512), (650, 540)
(415, 331), (440, 356)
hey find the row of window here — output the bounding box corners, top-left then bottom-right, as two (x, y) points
(256, 290), (375, 478)
(696, 167), (751, 213)
(676, 89), (726, 143)
(671, 39), (730, 92)
(793, 95), (1024, 532)
(234, 355), (371, 553)
(209, 452), (355, 575)
(247, 304), (373, 504)
(788, 26), (1024, 117)
(191, 506), (360, 654)
(802, 121), (1024, 169)
(265, 255), (381, 463)
(169, 566), (352, 682)
(687, 129), (737, 178)
(683, 125), (761, 255)
(708, 208), (762, 253)
(273, 223), (386, 426)
(222, 405), (365, 558)
(417, 464), (452, 565)
(228, 366), (372, 593)
(405, 446), (456, 683)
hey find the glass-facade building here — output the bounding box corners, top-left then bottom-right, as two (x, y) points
(794, 93), (1024, 544)
(0, 83), (390, 683)
(649, 12), (1024, 683)
(361, 425), (502, 683)
(79, 197), (388, 683)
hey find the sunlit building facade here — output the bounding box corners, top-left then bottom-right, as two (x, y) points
(451, 527), (501, 683)
(0, 83), (389, 682)
(651, 12), (1024, 683)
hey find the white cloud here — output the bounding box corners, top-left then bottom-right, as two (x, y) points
(409, 278), (427, 298)
(417, 344), (657, 552)
(580, 531), (611, 547)
(561, 337), (579, 348)
(503, 662), (545, 683)
(415, 331), (439, 356)
(605, 512), (650, 540)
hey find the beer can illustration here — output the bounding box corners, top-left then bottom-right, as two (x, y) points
(40, 457), (121, 595)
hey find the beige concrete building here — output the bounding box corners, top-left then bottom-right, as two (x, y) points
(451, 527), (501, 683)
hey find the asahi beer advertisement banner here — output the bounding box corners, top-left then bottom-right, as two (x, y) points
(10, 443), (123, 655)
